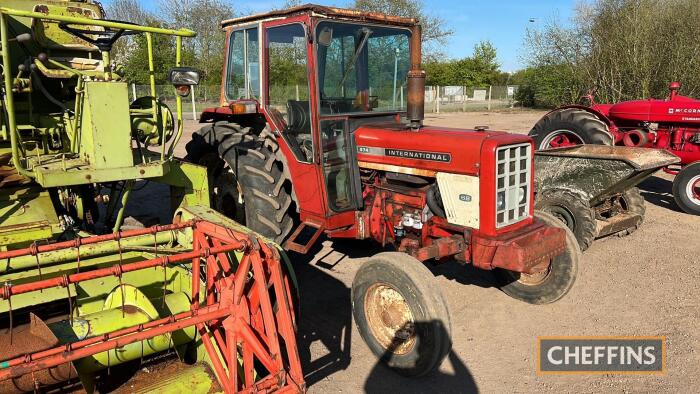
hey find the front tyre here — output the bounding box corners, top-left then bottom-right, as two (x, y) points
(494, 210), (580, 304)
(352, 252), (451, 377)
(672, 162), (700, 215)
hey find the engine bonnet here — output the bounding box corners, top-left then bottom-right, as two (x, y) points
(354, 122), (532, 176)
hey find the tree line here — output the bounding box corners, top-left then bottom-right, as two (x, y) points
(516, 0), (700, 107)
(107, 0), (503, 89)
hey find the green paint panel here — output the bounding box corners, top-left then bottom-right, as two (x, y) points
(79, 82), (134, 169)
(0, 186), (60, 249)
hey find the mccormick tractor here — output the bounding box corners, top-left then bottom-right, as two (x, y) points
(187, 4), (583, 377)
(0, 1), (302, 393)
(530, 82), (700, 215)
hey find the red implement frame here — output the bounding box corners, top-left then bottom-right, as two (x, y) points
(0, 220), (305, 393)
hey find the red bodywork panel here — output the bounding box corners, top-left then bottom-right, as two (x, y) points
(596, 95), (700, 125)
(472, 219), (565, 274)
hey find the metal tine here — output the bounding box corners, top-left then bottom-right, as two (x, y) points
(31, 242), (43, 293)
(6, 286), (13, 345)
(75, 237), (81, 273)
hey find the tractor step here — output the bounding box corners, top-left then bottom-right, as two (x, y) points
(284, 221), (324, 254)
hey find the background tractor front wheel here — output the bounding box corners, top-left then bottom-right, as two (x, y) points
(672, 162), (700, 215)
(494, 210), (580, 304)
(352, 252), (452, 377)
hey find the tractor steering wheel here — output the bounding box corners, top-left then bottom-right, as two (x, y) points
(58, 19), (141, 52)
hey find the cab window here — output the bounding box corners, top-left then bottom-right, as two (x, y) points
(226, 27), (259, 100)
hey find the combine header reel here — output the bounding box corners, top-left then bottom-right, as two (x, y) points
(0, 208), (303, 393)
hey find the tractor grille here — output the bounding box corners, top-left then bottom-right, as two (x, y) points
(496, 143), (531, 228)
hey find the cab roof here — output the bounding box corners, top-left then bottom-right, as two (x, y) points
(221, 3), (418, 28)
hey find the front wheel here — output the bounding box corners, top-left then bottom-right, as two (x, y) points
(494, 210), (580, 304)
(352, 252), (451, 377)
(672, 162), (700, 215)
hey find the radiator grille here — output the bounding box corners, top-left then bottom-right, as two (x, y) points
(495, 143), (531, 228)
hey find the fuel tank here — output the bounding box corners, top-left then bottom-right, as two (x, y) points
(599, 95), (700, 125)
(353, 122), (532, 175)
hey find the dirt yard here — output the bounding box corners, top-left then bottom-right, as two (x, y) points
(177, 110), (699, 393)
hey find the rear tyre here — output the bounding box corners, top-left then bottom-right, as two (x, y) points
(672, 162), (700, 215)
(529, 108), (613, 150)
(185, 122), (295, 243)
(535, 189), (597, 251)
(494, 210), (580, 304)
(352, 252), (451, 377)
(615, 187), (646, 236)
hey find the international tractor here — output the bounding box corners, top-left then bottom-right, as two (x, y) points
(530, 82), (700, 215)
(187, 4), (586, 377)
(0, 1), (303, 393)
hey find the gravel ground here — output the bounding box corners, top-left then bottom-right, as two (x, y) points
(172, 111), (699, 393)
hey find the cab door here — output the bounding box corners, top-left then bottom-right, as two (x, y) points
(261, 17), (341, 226)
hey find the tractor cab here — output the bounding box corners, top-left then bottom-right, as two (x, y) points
(206, 5), (423, 228)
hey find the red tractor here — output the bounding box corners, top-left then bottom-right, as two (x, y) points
(186, 5), (580, 377)
(529, 82), (700, 215)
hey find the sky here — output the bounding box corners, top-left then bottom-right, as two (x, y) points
(101, 0), (578, 72)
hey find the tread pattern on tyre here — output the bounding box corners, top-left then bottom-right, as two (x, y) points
(530, 108), (614, 149)
(535, 188), (597, 251)
(185, 121), (295, 243)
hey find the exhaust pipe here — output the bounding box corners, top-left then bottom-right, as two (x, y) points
(407, 25), (425, 130)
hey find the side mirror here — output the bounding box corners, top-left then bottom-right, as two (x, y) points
(168, 67), (200, 97)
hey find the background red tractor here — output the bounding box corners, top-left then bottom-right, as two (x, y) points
(529, 82), (700, 215)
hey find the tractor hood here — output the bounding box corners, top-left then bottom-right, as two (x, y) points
(354, 122), (532, 176)
(598, 95), (700, 125)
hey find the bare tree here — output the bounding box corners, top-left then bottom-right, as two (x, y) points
(158, 0), (237, 84)
(105, 0), (152, 63)
(353, 0), (453, 61)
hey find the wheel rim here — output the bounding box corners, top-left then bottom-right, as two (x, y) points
(364, 283), (416, 355)
(504, 263), (552, 286)
(686, 175), (700, 205)
(539, 129), (584, 149)
(546, 206), (576, 232)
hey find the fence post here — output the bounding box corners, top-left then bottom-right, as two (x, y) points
(191, 85), (197, 121)
(487, 85), (492, 111)
(462, 86), (467, 112)
(436, 86), (440, 114)
(132, 83), (137, 102)
(295, 85), (299, 101)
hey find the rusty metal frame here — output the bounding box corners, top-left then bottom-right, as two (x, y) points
(0, 221), (304, 393)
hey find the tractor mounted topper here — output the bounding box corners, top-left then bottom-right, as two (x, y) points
(0, 1), (303, 393)
(530, 82), (700, 215)
(189, 4), (581, 376)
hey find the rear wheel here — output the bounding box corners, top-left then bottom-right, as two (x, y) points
(535, 189), (597, 251)
(185, 122), (295, 243)
(672, 162), (700, 215)
(530, 108), (613, 150)
(352, 252), (451, 377)
(494, 210), (580, 304)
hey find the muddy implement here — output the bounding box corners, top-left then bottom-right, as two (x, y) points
(534, 145), (679, 248)
(0, 208), (304, 393)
